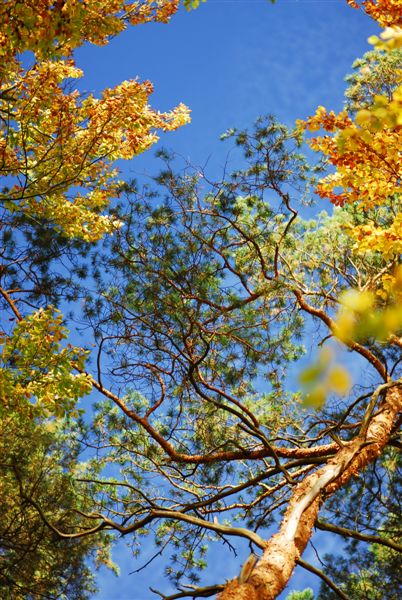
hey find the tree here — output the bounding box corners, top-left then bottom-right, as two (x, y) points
(1, 2), (401, 600)
(0, 0), (189, 595)
(52, 112), (399, 599)
(0, 415), (110, 599)
(0, 1), (189, 243)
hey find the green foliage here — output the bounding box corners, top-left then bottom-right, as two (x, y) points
(183, 0), (207, 10)
(0, 415), (108, 599)
(0, 208), (92, 306)
(317, 541), (402, 599)
(89, 116), (309, 448)
(0, 307), (92, 418)
(345, 48), (402, 113)
(286, 589), (314, 600)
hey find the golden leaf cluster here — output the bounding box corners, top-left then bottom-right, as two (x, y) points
(297, 81), (401, 275)
(347, 0), (402, 27)
(1, 0), (190, 241)
(0, 308), (92, 418)
(299, 348), (351, 408)
(0, 0), (179, 62)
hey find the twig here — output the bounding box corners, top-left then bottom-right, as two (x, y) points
(296, 558), (350, 600)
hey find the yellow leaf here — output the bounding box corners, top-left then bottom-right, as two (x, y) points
(327, 365), (351, 395)
(339, 289), (375, 313)
(303, 384), (326, 408)
(334, 311), (356, 343)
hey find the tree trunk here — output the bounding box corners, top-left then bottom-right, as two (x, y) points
(217, 386), (402, 600)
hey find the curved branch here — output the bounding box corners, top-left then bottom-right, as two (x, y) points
(82, 368), (341, 465)
(21, 494), (109, 539)
(293, 289), (388, 381)
(24, 489), (267, 548)
(127, 509), (267, 549)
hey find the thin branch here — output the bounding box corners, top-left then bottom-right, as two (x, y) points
(124, 509), (267, 549)
(316, 520), (402, 553)
(77, 366), (341, 464)
(21, 494), (109, 539)
(129, 547), (165, 575)
(274, 192), (298, 278)
(296, 558), (350, 600)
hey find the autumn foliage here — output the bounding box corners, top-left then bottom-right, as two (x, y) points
(0, 0), (189, 242)
(0, 1), (401, 599)
(0, 0), (179, 61)
(0, 1), (188, 595)
(298, 90), (401, 261)
(347, 0), (402, 26)
(298, 1), (402, 284)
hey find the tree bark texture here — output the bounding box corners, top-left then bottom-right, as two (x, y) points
(217, 386), (402, 600)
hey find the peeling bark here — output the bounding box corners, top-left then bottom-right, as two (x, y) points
(217, 386), (402, 600)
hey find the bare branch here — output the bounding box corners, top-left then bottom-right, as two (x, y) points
(297, 558), (350, 600)
(316, 520), (402, 553)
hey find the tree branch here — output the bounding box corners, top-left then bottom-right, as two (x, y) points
(0, 286), (23, 321)
(293, 289), (388, 381)
(83, 369), (340, 465)
(296, 558), (350, 600)
(316, 520), (402, 553)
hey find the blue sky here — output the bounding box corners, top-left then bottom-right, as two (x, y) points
(73, 2), (378, 598)
(77, 1), (379, 172)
